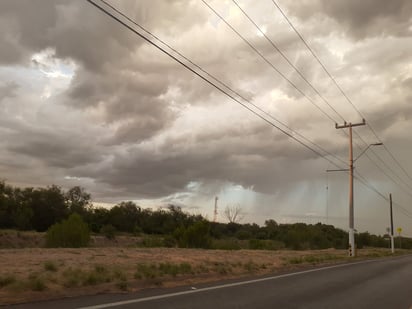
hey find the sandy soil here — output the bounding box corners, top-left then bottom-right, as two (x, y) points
(0, 247), (396, 305)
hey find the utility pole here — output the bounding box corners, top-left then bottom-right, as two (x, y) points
(389, 193), (395, 254)
(213, 196), (218, 222)
(335, 119), (366, 257)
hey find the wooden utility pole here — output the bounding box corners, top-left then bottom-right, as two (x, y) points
(389, 193), (395, 254)
(335, 119), (366, 257)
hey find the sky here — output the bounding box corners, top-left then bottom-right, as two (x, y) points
(1, 0), (412, 235)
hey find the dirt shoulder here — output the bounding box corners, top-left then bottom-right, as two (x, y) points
(0, 247), (406, 305)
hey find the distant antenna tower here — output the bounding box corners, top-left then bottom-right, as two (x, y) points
(213, 196), (218, 222)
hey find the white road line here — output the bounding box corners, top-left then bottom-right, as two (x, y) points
(77, 258), (387, 309)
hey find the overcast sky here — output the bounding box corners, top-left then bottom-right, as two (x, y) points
(1, 0), (412, 235)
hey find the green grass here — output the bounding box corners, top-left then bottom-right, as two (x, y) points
(62, 267), (84, 288)
(134, 263), (158, 280)
(243, 260), (259, 272)
(27, 273), (47, 291)
(82, 265), (112, 286)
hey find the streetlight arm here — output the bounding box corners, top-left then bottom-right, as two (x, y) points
(354, 143), (383, 162)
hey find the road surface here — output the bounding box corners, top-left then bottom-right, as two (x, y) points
(9, 254), (412, 309)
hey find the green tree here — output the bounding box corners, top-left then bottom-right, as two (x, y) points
(0, 181), (14, 229)
(65, 186), (91, 215)
(109, 201), (141, 233)
(30, 186), (68, 231)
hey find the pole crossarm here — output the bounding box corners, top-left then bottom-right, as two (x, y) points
(335, 119), (366, 129)
(326, 169), (350, 172)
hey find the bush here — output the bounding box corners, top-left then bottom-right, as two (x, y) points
(100, 224), (116, 240)
(0, 274), (16, 288)
(62, 267), (83, 288)
(27, 273), (47, 291)
(210, 238), (243, 250)
(248, 239), (285, 250)
(174, 221), (211, 249)
(44, 261), (58, 272)
(139, 235), (164, 248)
(46, 213), (90, 248)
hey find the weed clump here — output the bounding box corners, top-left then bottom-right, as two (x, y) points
(44, 261), (58, 272)
(46, 213), (90, 248)
(0, 274), (16, 288)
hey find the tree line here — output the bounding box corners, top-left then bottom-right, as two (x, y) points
(0, 181), (410, 249)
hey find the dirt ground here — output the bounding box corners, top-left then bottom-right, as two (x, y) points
(0, 247), (399, 305)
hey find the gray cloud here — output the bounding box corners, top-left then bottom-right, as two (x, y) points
(1, 0), (412, 234)
(282, 0), (412, 40)
(0, 81), (18, 101)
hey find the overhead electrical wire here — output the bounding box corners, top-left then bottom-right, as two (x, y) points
(201, 0), (365, 161)
(96, 0), (348, 168)
(352, 132), (412, 195)
(270, 0), (412, 191)
(354, 172), (412, 220)
(86, 0), (412, 222)
(352, 127), (412, 193)
(231, 0), (412, 199)
(231, 0), (345, 123)
(206, 0), (412, 219)
(85, 0), (347, 171)
(200, 0), (341, 125)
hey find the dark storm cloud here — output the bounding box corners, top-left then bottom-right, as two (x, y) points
(5, 122), (103, 169)
(81, 120), (322, 198)
(1, 0), (411, 234)
(0, 0), (58, 65)
(320, 0), (412, 39)
(282, 0), (412, 40)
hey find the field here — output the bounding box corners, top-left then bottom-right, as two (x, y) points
(0, 246), (402, 305)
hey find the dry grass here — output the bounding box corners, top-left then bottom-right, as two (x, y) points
(0, 247), (404, 305)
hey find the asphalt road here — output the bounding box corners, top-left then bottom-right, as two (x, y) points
(8, 255), (412, 309)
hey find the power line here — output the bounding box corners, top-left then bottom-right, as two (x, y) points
(232, 0), (346, 123)
(96, 0), (347, 168)
(202, 0), (361, 164)
(271, 0), (412, 192)
(87, 0), (412, 225)
(201, 0), (340, 124)
(354, 172), (412, 220)
(270, 0), (363, 119)
(353, 130), (412, 194)
(85, 0), (347, 171)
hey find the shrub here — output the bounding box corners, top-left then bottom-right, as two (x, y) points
(243, 260), (259, 272)
(46, 213), (90, 248)
(0, 274), (16, 288)
(248, 239), (285, 250)
(116, 280), (128, 291)
(100, 224), (116, 240)
(134, 263), (158, 279)
(138, 236), (164, 248)
(174, 221), (211, 249)
(62, 267), (83, 288)
(210, 238), (243, 250)
(163, 235), (177, 247)
(27, 273), (47, 291)
(44, 261), (58, 272)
